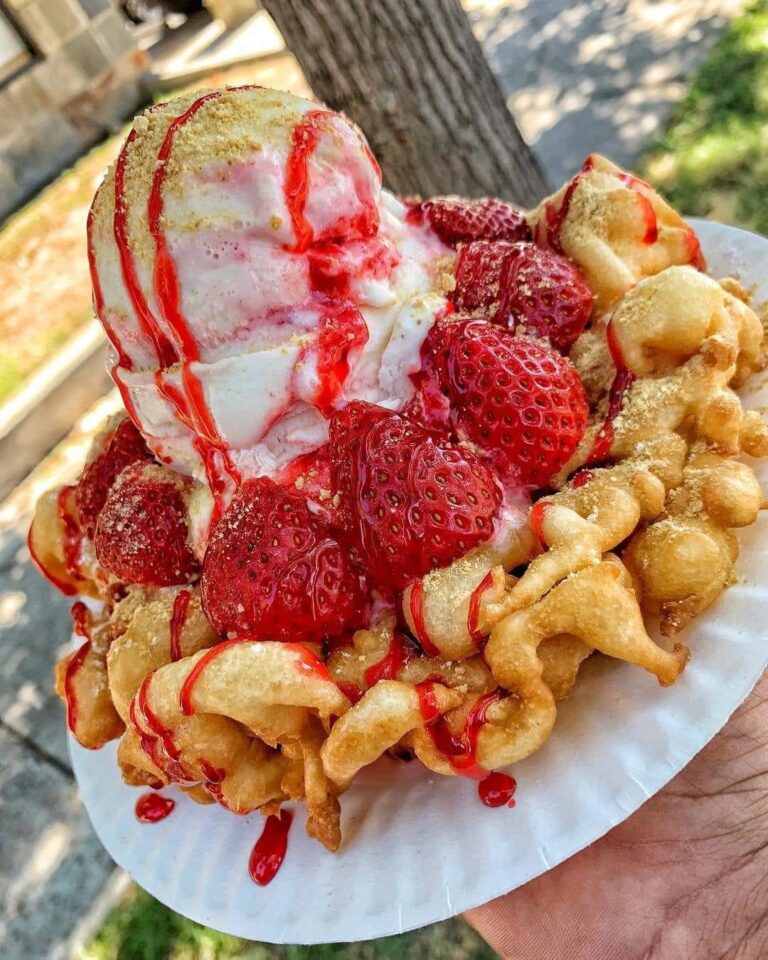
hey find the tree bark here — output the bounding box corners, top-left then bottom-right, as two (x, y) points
(261, 0), (550, 206)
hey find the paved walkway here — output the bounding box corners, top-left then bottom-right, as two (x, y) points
(467, 0), (746, 186)
(0, 2), (749, 957)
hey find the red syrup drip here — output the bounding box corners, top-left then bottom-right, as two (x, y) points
(536, 156), (595, 253)
(71, 600), (89, 638)
(59, 486), (85, 584)
(685, 228), (706, 271)
(587, 321), (636, 465)
(114, 128), (178, 368)
(179, 639), (331, 716)
(86, 205), (142, 429)
(64, 602), (92, 743)
(407, 581), (441, 657)
(478, 771), (517, 808)
(169, 589), (191, 662)
(27, 525), (77, 597)
(617, 172), (659, 244)
(364, 632), (418, 687)
(145, 90), (241, 526)
(283, 110), (330, 253)
(529, 501), (552, 546)
(135, 792), (175, 823)
(198, 759), (231, 808)
(249, 809), (293, 886)
(301, 302), (369, 415)
(336, 680), (364, 704)
(415, 685), (507, 780)
(570, 468), (593, 489)
(131, 673), (197, 787)
(467, 571), (495, 648)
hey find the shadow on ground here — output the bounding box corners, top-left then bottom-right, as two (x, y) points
(468, 0), (745, 184)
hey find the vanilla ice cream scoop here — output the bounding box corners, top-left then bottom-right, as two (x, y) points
(87, 86), (452, 524)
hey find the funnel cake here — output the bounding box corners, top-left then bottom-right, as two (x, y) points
(29, 87), (767, 881)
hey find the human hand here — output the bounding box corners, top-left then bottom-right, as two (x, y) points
(466, 670), (768, 959)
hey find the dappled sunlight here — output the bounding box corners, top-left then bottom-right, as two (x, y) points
(466, 0), (748, 184)
(640, 0), (768, 232)
(0, 589), (26, 627)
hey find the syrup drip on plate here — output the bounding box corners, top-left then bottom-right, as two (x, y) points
(169, 589), (191, 662)
(587, 321), (636, 465)
(478, 771), (517, 808)
(135, 792), (175, 823)
(249, 810), (293, 886)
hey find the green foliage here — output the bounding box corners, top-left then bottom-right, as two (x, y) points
(642, 0), (768, 233)
(79, 888), (497, 960)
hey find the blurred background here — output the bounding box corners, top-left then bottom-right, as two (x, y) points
(0, 0), (763, 957)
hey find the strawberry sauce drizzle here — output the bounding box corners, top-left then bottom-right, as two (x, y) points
(529, 501), (551, 546)
(284, 110), (330, 253)
(587, 321), (635, 465)
(169, 589), (191, 662)
(135, 792), (175, 823)
(27, 517), (79, 597)
(59, 486), (85, 584)
(536, 156), (595, 252)
(467, 571), (495, 648)
(617, 172), (658, 244)
(478, 771), (517, 808)
(114, 128), (178, 368)
(86, 205), (142, 428)
(249, 809), (293, 886)
(336, 680), (364, 704)
(570, 468), (593, 489)
(64, 602), (92, 743)
(415, 684), (508, 780)
(408, 581), (441, 657)
(146, 90), (241, 524)
(364, 632), (418, 687)
(179, 639), (331, 716)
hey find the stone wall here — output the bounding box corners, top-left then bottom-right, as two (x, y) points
(0, 0), (146, 221)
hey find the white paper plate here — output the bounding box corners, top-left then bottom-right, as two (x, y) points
(69, 219), (768, 944)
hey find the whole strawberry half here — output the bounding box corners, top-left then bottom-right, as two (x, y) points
(407, 197), (531, 247)
(424, 319), (589, 488)
(328, 401), (501, 590)
(201, 477), (368, 642)
(76, 417), (153, 539)
(94, 462), (198, 586)
(453, 241), (593, 352)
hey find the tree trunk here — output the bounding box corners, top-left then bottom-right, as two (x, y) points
(261, 0), (550, 206)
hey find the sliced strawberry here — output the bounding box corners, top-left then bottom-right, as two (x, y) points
(201, 477), (368, 642)
(452, 240), (519, 315)
(453, 241), (593, 352)
(497, 243), (593, 352)
(407, 197), (531, 247)
(94, 462), (198, 586)
(76, 417), (153, 539)
(328, 401), (501, 590)
(426, 319), (588, 488)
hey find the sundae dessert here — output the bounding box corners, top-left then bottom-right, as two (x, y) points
(29, 87), (767, 882)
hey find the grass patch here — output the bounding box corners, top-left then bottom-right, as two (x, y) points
(79, 887), (496, 960)
(641, 0), (768, 232)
